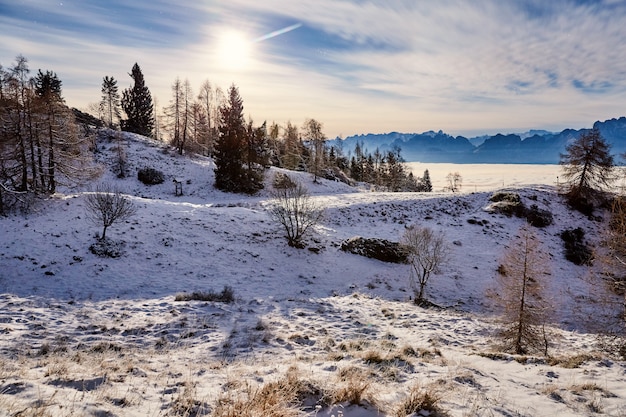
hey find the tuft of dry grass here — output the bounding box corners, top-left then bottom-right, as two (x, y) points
(547, 353), (601, 368)
(331, 366), (375, 407)
(213, 366), (323, 417)
(168, 379), (210, 416)
(570, 382), (616, 398)
(393, 382), (448, 417)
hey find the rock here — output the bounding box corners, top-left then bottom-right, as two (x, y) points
(340, 237), (409, 263)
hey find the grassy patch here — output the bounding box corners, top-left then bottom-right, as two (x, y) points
(175, 285), (235, 303)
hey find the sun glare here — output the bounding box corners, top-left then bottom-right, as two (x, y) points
(216, 30), (252, 71)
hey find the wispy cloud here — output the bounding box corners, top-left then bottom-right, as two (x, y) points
(2, 1), (625, 136)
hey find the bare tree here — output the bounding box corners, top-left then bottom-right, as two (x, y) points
(114, 131), (128, 178)
(492, 226), (551, 355)
(591, 196), (626, 353)
(402, 225), (449, 304)
(85, 183), (137, 240)
(444, 172), (462, 193)
(302, 118), (326, 182)
(268, 175), (324, 247)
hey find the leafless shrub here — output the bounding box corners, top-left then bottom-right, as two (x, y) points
(84, 182), (137, 240)
(402, 225), (449, 304)
(268, 177), (324, 248)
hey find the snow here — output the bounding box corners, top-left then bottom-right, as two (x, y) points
(0, 131), (625, 416)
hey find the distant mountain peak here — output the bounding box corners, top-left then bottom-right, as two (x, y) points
(333, 116), (626, 163)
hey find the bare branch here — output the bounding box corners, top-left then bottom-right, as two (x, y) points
(84, 183), (137, 240)
(267, 174), (324, 248)
(402, 225), (449, 304)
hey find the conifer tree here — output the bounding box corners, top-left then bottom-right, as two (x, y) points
(100, 76), (121, 129)
(420, 169), (433, 192)
(34, 69), (63, 192)
(121, 63), (154, 137)
(214, 84), (247, 193)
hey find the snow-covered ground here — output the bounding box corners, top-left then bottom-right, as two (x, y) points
(0, 131), (624, 416)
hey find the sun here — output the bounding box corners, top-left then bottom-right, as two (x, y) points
(216, 30), (252, 71)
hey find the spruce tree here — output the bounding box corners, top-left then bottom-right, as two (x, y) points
(420, 169), (433, 192)
(34, 70), (66, 193)
(214, 84), (246, 192)
(121, 63), (154, 137)
(100, 76), (121, 129)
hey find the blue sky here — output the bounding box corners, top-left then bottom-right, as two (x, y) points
(1, 0), (625, 138)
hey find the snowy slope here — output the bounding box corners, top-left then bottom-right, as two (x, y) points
(0, 131), (624, 417)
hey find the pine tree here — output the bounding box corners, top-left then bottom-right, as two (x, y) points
(385, 146), (405, 191)
(420, 169), (433, 192)
(100, 76), (121, 129)
(34, 69), (63, 193)
(243, 120), (267, 192)
(121, 63), (154, 137)
(214, 84), (247, 193)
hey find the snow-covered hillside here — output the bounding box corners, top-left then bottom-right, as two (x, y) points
(0, 131), (624, 416)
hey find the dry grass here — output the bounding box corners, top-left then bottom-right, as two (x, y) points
(330, 366), (376, 407)
(393, 382), (448, 417)
(168, 379), (210, 416)
(570, 382), (616, 398)
(547, 353), (601, 368)
(213, 366), (323, 417)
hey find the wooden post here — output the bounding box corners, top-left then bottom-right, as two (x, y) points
(173, 178), (183, 196)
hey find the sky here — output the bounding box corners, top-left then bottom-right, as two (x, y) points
(1, 0), (626, 139)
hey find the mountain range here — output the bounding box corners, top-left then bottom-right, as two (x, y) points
(333, 116), (626, 164)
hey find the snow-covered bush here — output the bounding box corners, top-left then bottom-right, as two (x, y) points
(137, 167), (165, 185)
(561, 228), (593, 265)
(174, 286), (235, 303)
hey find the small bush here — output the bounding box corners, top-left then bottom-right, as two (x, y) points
(561, 228), (593, 265)
(567, 193), (594, 217)
(490, 192), (521, 203)
(523, 204), (553, 227)
(272, 172), (296, 189)
(175, 286), (235, 303)
(138, 167), (165, 185)
(89, 238), (124, 258)
(488, 192), (553, 227)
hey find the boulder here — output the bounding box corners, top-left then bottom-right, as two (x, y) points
(340, 237), (409, 263)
